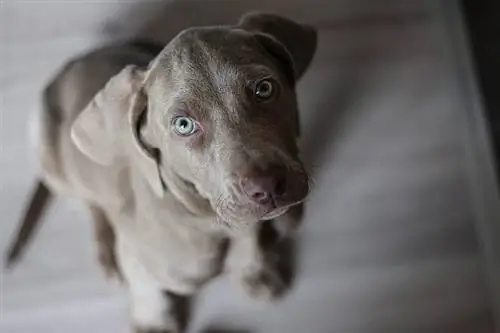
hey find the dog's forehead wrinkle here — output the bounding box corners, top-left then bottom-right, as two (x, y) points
(153, 34), (232, 119)
(199, 57), (254, 128)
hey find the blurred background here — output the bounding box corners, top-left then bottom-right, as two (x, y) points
(1, 1), (499, 332)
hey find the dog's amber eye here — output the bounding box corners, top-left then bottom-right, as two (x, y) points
(172, 116), (197, 136)
(254, 79), (275, 101)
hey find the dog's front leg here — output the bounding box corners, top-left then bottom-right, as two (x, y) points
(130, 288), (190, 333)
(226, 226), (286, 301)
(117, 240), (191, 333)
(131, 289), (191, 333)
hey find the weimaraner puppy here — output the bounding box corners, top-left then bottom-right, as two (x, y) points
(5, 12), (317, 333)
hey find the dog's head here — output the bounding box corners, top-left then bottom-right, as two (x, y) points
(71, 13), (317, 228)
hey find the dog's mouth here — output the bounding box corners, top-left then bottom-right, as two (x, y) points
(174, 156), (310, 225)
(214, 183), (309, 225)
(261, 205), (291, 220)
(214, 198), (304, 228)
(213, 162), (310, 225)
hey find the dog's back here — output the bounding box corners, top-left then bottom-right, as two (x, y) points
(5, 40), (163, 267)
(40, 41), (162, 191)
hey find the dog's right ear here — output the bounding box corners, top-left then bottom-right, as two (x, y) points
(71, 65), (165, 197)
(71, 65), (143, 166)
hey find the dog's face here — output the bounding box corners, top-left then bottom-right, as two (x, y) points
(144, 27), (311, 225)
(71, 13), (317, 228)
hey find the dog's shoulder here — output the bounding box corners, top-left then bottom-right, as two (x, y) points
(37, 40), (162, 201)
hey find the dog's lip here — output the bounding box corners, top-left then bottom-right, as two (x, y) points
(261, 197), (306, 220)
(261, 206), (289, 220)
(215, 186), (308, 222)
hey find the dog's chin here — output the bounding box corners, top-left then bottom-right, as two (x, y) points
(261, 206), (290, 220)
(215, 203), (290, 230)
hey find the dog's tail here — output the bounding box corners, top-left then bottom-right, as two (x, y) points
(4, 179), (53, 268)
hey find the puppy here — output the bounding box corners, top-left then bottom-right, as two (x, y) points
(5, 12), (317, 333)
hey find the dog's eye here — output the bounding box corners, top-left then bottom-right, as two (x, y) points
(172, 116), (197, 136)
(254, 79), (275, 101)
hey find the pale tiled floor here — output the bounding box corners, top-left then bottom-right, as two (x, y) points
(0, 1), (495, 333)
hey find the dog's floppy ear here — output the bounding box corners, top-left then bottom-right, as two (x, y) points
(71, 65), (165, 197)
(238, 12), (317, 82)
(71, 65), (140, 165)
(238, 13), (316, 137)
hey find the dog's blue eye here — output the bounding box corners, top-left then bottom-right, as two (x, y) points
(173, 116), (197, 136)
(254, 79), (274, 100)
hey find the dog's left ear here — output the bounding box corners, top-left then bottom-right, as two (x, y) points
(238, 12), (317, 84)
(238, 12), (317, 137)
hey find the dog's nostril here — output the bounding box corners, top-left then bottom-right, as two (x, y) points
(251, 190), (270, 202)
(241, 173), (286, 204)
(241, 177), (274, 204)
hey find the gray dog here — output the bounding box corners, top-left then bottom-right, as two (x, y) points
(5, 12), (317, 333)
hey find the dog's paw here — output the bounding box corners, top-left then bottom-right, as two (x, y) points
(239, 265), (287, 301)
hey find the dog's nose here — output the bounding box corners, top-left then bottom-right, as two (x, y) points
(240, 172), (286, 204)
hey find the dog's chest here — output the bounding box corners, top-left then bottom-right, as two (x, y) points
(116, 206), (227, 292)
